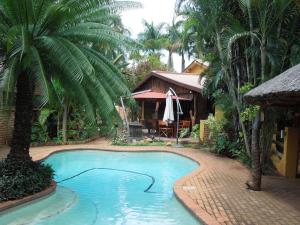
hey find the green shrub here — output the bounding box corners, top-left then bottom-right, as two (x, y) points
(179, 124), (200, 139)
(31, 122), (49, 143)
(112, 129), (128, 145)
(179, 128), (190, 138)
(190, 124), (200, 139)
(0, 159), (54, 201)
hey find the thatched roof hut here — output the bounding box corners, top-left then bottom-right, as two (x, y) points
(244, 64), (300, 106)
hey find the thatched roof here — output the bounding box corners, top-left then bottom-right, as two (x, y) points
(244, 64), (300, 106)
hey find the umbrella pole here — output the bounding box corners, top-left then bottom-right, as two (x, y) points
(176, 107), (179, 145)
(169, 88), (183, 148)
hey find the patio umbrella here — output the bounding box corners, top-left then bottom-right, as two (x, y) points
(163, 90), (174, 124)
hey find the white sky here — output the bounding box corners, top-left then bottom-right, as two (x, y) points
(121, 0), (193, 72)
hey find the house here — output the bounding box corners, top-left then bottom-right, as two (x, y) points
(245, 63), (300, 178)
(183, 59), (209, 74)
(132, 70), (211, 132)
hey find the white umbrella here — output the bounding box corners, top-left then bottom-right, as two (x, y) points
(163, 90), (174, 124)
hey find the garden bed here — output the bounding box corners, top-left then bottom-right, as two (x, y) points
(30, 135), (100, 147)
(0, 181), (56, 213)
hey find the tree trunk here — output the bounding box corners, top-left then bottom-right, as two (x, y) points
(261, 37), (266, 81)
(216, 31), (251, 155)
(57, 112), (60, 139)
(181, 51), (185, 72)
(247, 2), (257, 85)
(248, 111), (262, 191)
(62, 103), (68, 143)
(7, 73), (34, 162)
(167, 50), (173, 69)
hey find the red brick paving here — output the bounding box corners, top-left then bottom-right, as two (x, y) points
(1, 139), (300, 225)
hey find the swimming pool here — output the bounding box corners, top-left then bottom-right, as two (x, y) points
(0, 150), (202, 225)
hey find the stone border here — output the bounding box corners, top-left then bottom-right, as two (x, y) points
(37, 148), (221, 225)
(0, 181), (57, 213)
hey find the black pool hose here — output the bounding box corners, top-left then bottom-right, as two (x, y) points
(56, 168), (156, 193)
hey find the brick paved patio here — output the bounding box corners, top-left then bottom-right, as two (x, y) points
(1, 139), (300, 225)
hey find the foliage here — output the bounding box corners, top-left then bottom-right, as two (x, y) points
(31, 122), (49, 143)
(240, 105), (260, 122)
(31, 108), (55, 143)
(111, 129), (128, 145)
(0, 0), (141, 128)
(125, 54), (168, 89)
(229, 142), (252, 167)
(179, 124), (200, 139)
(138, 20), (167, 54)
(0, 159), (54, 201)
(179, 128), (190, 138)
(190, 124), (200, 139)
(204, 116), (225, 141)
(177, 0), (300, 183)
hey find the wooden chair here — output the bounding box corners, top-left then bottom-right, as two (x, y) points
(158, 120), (173, 137)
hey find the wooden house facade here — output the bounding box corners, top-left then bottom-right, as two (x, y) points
(132, 71), (211, 132)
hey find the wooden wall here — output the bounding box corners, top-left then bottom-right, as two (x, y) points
(135, 77), (209, 123)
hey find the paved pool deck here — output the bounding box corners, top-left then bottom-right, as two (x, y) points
(1, 139), (300, 225)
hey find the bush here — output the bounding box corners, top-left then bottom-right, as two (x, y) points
(0, 159), (54, 201)
(112, 128), (128, 145)
(179, 124), (200, 139)
(179, 128), (190, 138)
(190, 124), (200, 139)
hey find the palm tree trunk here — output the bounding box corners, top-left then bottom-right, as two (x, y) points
(167, 50), (173, 69)
(57, 112), (60, 139)
(7, 73), (34, 162)
(62, 102), (68, 142)
(216, 32), (251, 155)
(247, 1), (257, 85)
(261, 37), (266, 81)
(249, 111), (262, 191)
(181, 51), (185, 72)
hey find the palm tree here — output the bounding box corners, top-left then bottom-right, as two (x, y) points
(165, 19), (183, 70)
(0, 0), (140, 163)
(177, 0), (299, 191)
(138, 20), (166, 56)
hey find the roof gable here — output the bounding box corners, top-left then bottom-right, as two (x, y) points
(133, 71), (204, 93)
(183, 59), (208, 74)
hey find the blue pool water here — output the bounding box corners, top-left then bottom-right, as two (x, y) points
(0, 150), (202, 225)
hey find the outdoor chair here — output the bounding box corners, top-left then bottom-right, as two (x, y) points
(158, 120), (173, 137)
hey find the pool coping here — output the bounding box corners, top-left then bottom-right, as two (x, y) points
(1, 148), (220, 225)
(0, 181), (57, 213)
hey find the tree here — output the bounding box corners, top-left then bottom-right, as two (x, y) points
(177, 0), (300, 190)
(165, 19), (182, 69)
(0, 0), (140, 196)
(138, 20), (166, 56)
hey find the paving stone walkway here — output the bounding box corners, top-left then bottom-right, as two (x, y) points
(1, 139), (300, 225)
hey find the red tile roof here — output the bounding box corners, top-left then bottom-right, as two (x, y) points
(132, 90), (191, 101)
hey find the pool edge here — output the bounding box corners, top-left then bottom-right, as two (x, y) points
(40, 148), (221, 225)
(6, 148), (221, 225)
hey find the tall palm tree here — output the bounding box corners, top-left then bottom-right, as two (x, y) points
(0, 0), (140, 163)
(138, 20), (166, 56)
(177, 0), (299, 191)
(165, 19), (182, 70)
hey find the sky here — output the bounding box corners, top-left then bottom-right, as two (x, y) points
(121, 0), (193, 72)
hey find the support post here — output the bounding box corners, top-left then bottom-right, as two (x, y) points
(169, 88), (183, 147)
(120, 96), (129, 134)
